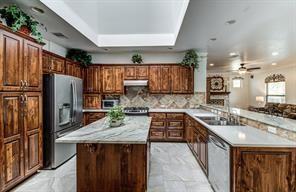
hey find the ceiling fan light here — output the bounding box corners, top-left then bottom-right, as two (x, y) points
(238, 69), (247, 74)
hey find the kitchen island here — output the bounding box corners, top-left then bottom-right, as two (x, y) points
(57, 116), (152, 192)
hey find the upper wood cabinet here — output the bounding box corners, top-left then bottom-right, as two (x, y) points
(83, 94), (101, 109)
(171, 65), (194, 94)
(124, 65), (148, 80)
(102, 66), (124, 94)
(65, 60), (82, 78)
(42, 51), (65, 74)
(149, 65), (171, 93)
(84, 65), (100, 93)
(0, 30), (42, 92)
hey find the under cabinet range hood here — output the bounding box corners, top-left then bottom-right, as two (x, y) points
(124, 80), (148, 86)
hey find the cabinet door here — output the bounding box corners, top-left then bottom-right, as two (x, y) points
(0, 93), (24, 190)
(171, 66), (182, 93)
(23, 92), (42, 176)
(198, 134), (208, 174)
(160, 66), (171, 93)
(83, 94), (101, 109)
(65, 61), (74, 76)
(42, 52), (51, 73)
(102, 66), (113, 93)
(51, 56), (65, 74)
(114, 66), (124, 93)
(149, 66), (160, 93)
(84, 66), (100, 93)
(136, 66), (148, 79)
(74, 63), (82, 78)
(23, 40), (42, 92)
(124, 66), (136, 80)
(181, 67), (194, 93)
(84, 112), (105, 125)
(0, 30), (23, 91)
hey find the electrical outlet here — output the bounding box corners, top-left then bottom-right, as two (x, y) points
(267, 126), (277, 134)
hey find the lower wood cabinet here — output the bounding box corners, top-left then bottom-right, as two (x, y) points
(83, 112), (106, 126)
(0, 92), (42, 192)
(149, 112), (184, 141)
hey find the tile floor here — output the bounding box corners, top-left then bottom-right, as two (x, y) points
(12, 142), (213, 192)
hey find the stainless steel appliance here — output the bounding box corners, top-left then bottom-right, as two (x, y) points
(208, 132), (230, 192)
(124, 80), (148, 86)
(102, 99), (119, 109)
(123, 107), (149, 116)
(43, 74), (83, 169)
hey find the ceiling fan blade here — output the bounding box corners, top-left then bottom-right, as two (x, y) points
(247, 67), (261, 71)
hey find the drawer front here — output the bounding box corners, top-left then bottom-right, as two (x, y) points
(88, 112), (105, 119)
(149, 113), (166, 120)
(167, 120), (183, 129)
(151, 121), (166, 129)
(167, 130), (184, 140)
(150, 129), (165, 140)
(166, 113), (184, 120)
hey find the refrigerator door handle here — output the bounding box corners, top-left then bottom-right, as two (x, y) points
(71, 80), (75, 123)
(73, 80), (77, 123)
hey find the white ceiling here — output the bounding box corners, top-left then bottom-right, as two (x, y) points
(0, 0), (295, 72)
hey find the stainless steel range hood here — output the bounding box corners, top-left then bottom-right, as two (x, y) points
(124, 80), (148, 86)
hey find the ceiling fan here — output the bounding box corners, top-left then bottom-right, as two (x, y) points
(236, 63), (261, 74)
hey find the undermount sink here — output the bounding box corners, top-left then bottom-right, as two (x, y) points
(195, 116), (243, 126)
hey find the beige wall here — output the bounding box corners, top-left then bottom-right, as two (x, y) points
(249, 64), (296, 105)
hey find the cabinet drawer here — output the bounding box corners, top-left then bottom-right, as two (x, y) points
(88, 112), (105, 119)
(167, 113), (184, 120)
(167, 130), (184, 140)
(149, 113), (166, 120)
(167, 121), (183, 129)
(151, 121), (166, 129)
(150, 129), (165, 140)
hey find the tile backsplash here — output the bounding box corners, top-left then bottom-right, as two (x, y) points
(119, 86), (205, 108)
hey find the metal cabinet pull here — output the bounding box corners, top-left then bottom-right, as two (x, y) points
(24, 94), (28, 102)
(20, 80), (24, 89)
(24, 80), (29, 88)
(20, 95), (24, 103)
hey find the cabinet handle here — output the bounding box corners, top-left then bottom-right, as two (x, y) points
(24, 80), (29, 88)
(20, 95), (24, 103)
(20, 80), (24, 89)
(24, 94), (28, 102)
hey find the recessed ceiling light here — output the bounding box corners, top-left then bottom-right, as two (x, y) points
(229, 52), (239, 57)
(209, 63), (214, 66)
(225, 19), (236, 25)
(272, 51), (279, 56)
(271, 62), (277, 66)
(31, 7), (44, 14)
(210, 38), (217, 41)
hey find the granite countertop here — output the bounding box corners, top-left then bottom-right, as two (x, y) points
(201, 104), (296, 133)
(56, 116), (152, 144)
(81, 108), (296, 147)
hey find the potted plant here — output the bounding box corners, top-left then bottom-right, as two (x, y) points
(180, 49), (200, 69)
(107, 106), (125, 127)
(66, 49), (92, 68)
(131, 53), (143, 64)
(0, 4), (44, 42)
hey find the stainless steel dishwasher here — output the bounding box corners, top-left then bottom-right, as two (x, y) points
(208, 132), (230, 192)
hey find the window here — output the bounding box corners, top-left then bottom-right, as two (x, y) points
(232, 79), (242, 88)
(265, 74), (286, 103)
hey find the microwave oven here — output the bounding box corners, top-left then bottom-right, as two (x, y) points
(102, 99), (119, 109)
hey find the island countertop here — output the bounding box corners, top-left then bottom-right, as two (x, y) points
(56, 116), (152, 144)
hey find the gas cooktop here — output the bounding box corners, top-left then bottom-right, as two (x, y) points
(123, 107), (149, 115)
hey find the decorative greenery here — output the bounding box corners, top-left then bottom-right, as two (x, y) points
(107, 106), (125, 123)
(66, 49), (92, 68)
(180, 49), (200, 69)
(131, 53), (143, 64)
(0, 4), (44, 43)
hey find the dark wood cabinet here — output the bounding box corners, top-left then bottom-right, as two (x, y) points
(124, 65), (148, 80)
(84, 112), (106, 126)
(0, 30), (42, 92)
(0, 92), (42, 191)
(149, 66), (171, 93)
(83, 94), (101, 109)
(149, 112), (184, 141)
(65, 60), (82, 78)
(102, 66), (124, 94)
(232, 147), (296, 192)
(42, 51), (65, 74)
(23, 92), (42, 176)
(171, 65), (194, 93)
(23, 40), (42, 92)
(84, 65), (100, 93)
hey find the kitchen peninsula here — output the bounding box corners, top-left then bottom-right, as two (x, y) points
(57, 116), (152, 192)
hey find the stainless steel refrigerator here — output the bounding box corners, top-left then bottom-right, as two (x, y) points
(43, 74), (83, 169)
